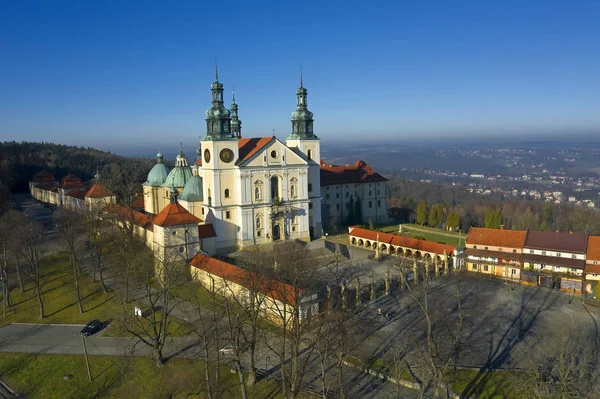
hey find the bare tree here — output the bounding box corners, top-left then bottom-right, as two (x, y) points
(54, 209), (85, 313)
(118, 249), (179, 368)
(83, 209), (109, 294)
(0, 214), (16, 317)
(3, 210), (26, 293)
(19, 221), (46, 318)
(508, 327), (600, 398)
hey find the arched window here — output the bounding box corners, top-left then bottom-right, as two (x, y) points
(224, 189), (230, 198)
(290, 185), (295, 198)
(307, 149), (312, 160)
(254, 180), (263, 201)
(255, 187), (260, 201)
(271, 176), (280, 200)
(256, 217), (261, 229)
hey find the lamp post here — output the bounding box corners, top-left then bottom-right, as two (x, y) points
(265, 355), (270, 378)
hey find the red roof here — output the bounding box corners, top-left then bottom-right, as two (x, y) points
(586, 236), (600, 261)
(190, 254), (302, 305)
(107, 204), (154, 231)
(34, 182), (58, 191)
(194, 159), (202, 166)
(60, 173), (85, 189)
(152, 202), (200, 227)
(132, 195), (145, 209)
(198, 224), (217, 238)
(65, 189), (86, 199)
(237, 137), (274, 163)
(349, 227), (455, 255)
(466, 227), (527, 249)
(31, 170), (57, 183)
(524, 230), (588, 253)
(85, 183), (112, 198)
(320, 160), (387, 186)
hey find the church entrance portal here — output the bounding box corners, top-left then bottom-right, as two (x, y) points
(272, 224), (281, 241)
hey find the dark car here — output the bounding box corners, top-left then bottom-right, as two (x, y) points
(80, 320), (104, 336)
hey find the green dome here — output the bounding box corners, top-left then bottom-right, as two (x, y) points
(143, 163), (171, 186)
(180, 173), (204, 202)
(291, 109), (313, 120)
(206, 106), (231, 119)
(161, 166), (192, 188)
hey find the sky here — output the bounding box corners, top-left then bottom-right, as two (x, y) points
(1, 1), (599, 155)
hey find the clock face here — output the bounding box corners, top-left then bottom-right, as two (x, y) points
(204, 149), (211, 163)
(220, 148), (234, 163)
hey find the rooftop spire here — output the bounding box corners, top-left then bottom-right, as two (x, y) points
(299, 64), (303, 88)
(214, 56), (219, 81)
(232, 85), (236, 103)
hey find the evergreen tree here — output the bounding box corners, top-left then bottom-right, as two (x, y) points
(417, 201), (428, 225)
(446, 212), (460, 230)
(428, 204), (443, 228)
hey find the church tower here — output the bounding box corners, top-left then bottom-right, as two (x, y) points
(286, 70), (322, 239)
(200, 62), (240, 250)
(230, 89), (242, 138)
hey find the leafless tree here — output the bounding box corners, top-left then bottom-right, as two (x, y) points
(54, 209), (85, 313)
(118, 251), (182, 368)
(0, 214), (17, 317)
(19, 220), (46, 318)
(83, 209), (109, 294)
(2, 210), (26, 293)
(508, 326), (600, 398)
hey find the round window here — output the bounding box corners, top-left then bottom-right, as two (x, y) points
(270, 150), (278, 159)
(178, 246), (185, 253)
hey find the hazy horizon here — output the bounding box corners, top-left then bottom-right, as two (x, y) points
(2, 1), (599, 147)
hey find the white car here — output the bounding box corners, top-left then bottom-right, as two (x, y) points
(219, 345), (235, 355)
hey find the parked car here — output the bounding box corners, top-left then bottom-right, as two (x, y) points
(80, 320), (104, 336)
(219, 345), (235, 355)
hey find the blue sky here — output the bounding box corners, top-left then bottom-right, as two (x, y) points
(1, 1), (599, 154)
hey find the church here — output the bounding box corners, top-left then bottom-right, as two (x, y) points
(142, 68), (323, 254)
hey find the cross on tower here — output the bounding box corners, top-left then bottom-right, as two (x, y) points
(299, 64), (303, 87)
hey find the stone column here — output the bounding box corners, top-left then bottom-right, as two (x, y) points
(385, 268), (390, 296)
(326, 284), (332, 313)
(444, 250), (449, 273)
(370, 272), (375, 301)
(413, 259), (419, 285)
(435, 259), (440, 277)
(400, 270), (405, 290)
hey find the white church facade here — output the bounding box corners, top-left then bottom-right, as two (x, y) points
(142, 69), (322, 254)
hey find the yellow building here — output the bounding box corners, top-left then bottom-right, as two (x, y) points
(464, 227), (526, 280)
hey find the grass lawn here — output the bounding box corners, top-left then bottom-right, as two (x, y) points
(378, 223), (466, 247)
(171, 281), (282, 336)
(447, 369), (514, 399)
(102, 309), (193, 338)
(1, 252), (120, 326)
(0, 352), (311, 399)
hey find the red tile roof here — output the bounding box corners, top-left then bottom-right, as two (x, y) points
(320, 160), (387, 186)
(198, 224), (217, 238)
(194, 159), (202, 166)
(34, 182), (58, 191)
(31, 170), (57, 183)
(85, 183), (112, 198)
(585, 264), (600, 274)
(466, 227), (527, 249)
(152, 202), (201, 227)
(60, 173), (85, 189)
(65, 189), (86, 199)
(237, 137), (274, 163)
(524, 230), (588, 253)
(587, 236), (600, 261)
(190, 254), (302, 305)
(349, 227), (455, 255)
(132, 195), (145, 209)
(107, 204), (154, 231)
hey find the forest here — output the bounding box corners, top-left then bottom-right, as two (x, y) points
(387, 176), (600, 235)
(0, 141), (154, 193)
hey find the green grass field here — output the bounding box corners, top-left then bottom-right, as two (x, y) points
(1, 253), (120, 326)
(378, 223), (466, 247)
(0, 352), (307, 399)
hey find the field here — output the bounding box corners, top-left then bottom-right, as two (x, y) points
(0, 352), (306, 399)
(1, 253), (120, 326)
(379, 223), (466, 246)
